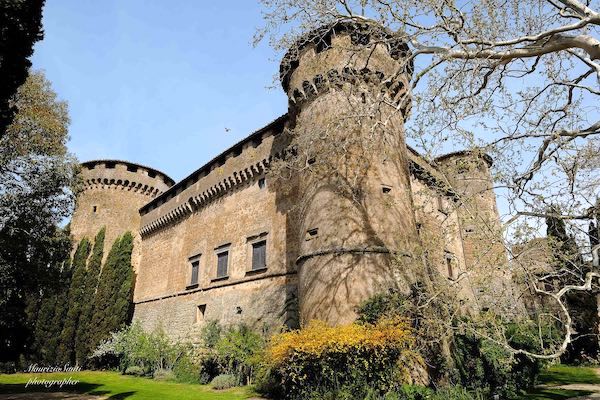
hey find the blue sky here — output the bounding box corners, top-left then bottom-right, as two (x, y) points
(32, 1), (288, 182)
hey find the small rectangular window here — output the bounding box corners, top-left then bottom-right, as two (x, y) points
(216, 251), (228, 278)
(305, 228), (319, 241)
(190, 259), (200, 285)
(92, 205), (97, 213)
(196, 304), (206, 323)
(252, 240), (267, 270)
(258, 177), (266, 189)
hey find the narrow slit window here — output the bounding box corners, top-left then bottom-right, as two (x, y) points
(92, 205), (97, 213)
(437, 196), (448, 214)
(446, 257), (454, 279)
(445, 252), (457, 280)
(252, 240), (267, 270)
(258, 177), (266, 189)
(216, 251), (229, 278)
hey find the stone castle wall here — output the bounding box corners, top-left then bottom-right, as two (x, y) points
(71, 22), (510, 338)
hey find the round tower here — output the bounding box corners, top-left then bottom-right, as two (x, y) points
(280, 21), (420, 325)
(70, 160), (174, 270)
(434, 151), (512, 310)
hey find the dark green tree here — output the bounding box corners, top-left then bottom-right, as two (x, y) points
(0, 71), (77, 365)
(57, 238), (90, 365)
(32, 256), (72, 364)
(0, 0), (45, 135)
(546, 205), (599, 361)
(89, 232), (134, 352)
(545, 205), (582, 270)
(75, 227), (105, 365)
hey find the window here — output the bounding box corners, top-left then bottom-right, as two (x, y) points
(252, 240), (267, 270)
(437, 196), (448, 215)
(382, 185), (392, 194)
(92, 205), (97, 213)
(190, 258), (200, 285)
(445, 252), (456, 280)
(305, 228), (319, 241)
(258, 177), (266, 189)
(216, 251), (229, 278)
(196, 304), (206, 323)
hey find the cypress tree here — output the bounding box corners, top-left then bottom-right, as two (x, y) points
(545, 205), (581, 269)
(75, 227), (105, 365)
(89, 232), (134, 352)
(110, 232), (134, 329)
(32, 258), (72, 363)
(57, 238), (90, 365)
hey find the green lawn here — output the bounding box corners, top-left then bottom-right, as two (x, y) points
(0, 371), (256, 400)
(522, 364), (599, 400)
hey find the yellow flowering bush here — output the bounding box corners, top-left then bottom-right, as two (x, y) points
(258, 318), (422, 399)
(268, 318), (414, 364)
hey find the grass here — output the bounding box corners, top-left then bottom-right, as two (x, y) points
(538, 364), (600, 386)
(0, 371), (256, 400)
(523, 387), (593, 400)
(522, 364), (599, 400)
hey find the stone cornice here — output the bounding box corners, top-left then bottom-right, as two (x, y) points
(139, 157), (271, 237)
(287, 66), (410, 110)
(82, 178), (162, 197)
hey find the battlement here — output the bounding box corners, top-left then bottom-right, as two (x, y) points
(80, 160), (174, 198)
(280, 21), (412, 107)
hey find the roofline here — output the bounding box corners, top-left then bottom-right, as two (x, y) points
(139, 114), (288, 215)
(81, 159), (175, 186)
(434, 150), (493, 167)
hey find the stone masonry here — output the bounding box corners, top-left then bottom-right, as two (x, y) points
(70, 21), (511, 340)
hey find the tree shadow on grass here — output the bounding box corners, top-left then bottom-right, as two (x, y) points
(0, 382), (101, 394)
(0, 382), (135, 399)
(523, 388), (593, 400)
(103, 391), (135, 400)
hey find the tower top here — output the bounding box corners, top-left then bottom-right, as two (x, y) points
(79, 159), (174, 198)
(279, 20), (412, 93)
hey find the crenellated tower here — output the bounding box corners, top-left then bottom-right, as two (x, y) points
(280, 21), (421, 325)
(70, 160), (174, 270)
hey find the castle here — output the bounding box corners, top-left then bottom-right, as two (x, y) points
(70, 22), (512, 340)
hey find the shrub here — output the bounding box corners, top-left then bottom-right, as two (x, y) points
(153, 368), (175, 381)
(260, 318), (420, 399)
(124, 365), (145, 376)
(91, 322), (193, 376)
(201, 320), (222, 348)
(452, 318), (560, 399)
(211, 374), (238, 390)
(173, 355), (200, 384)
(199, 355), (220, 384)
(214, 324), (264, 385)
